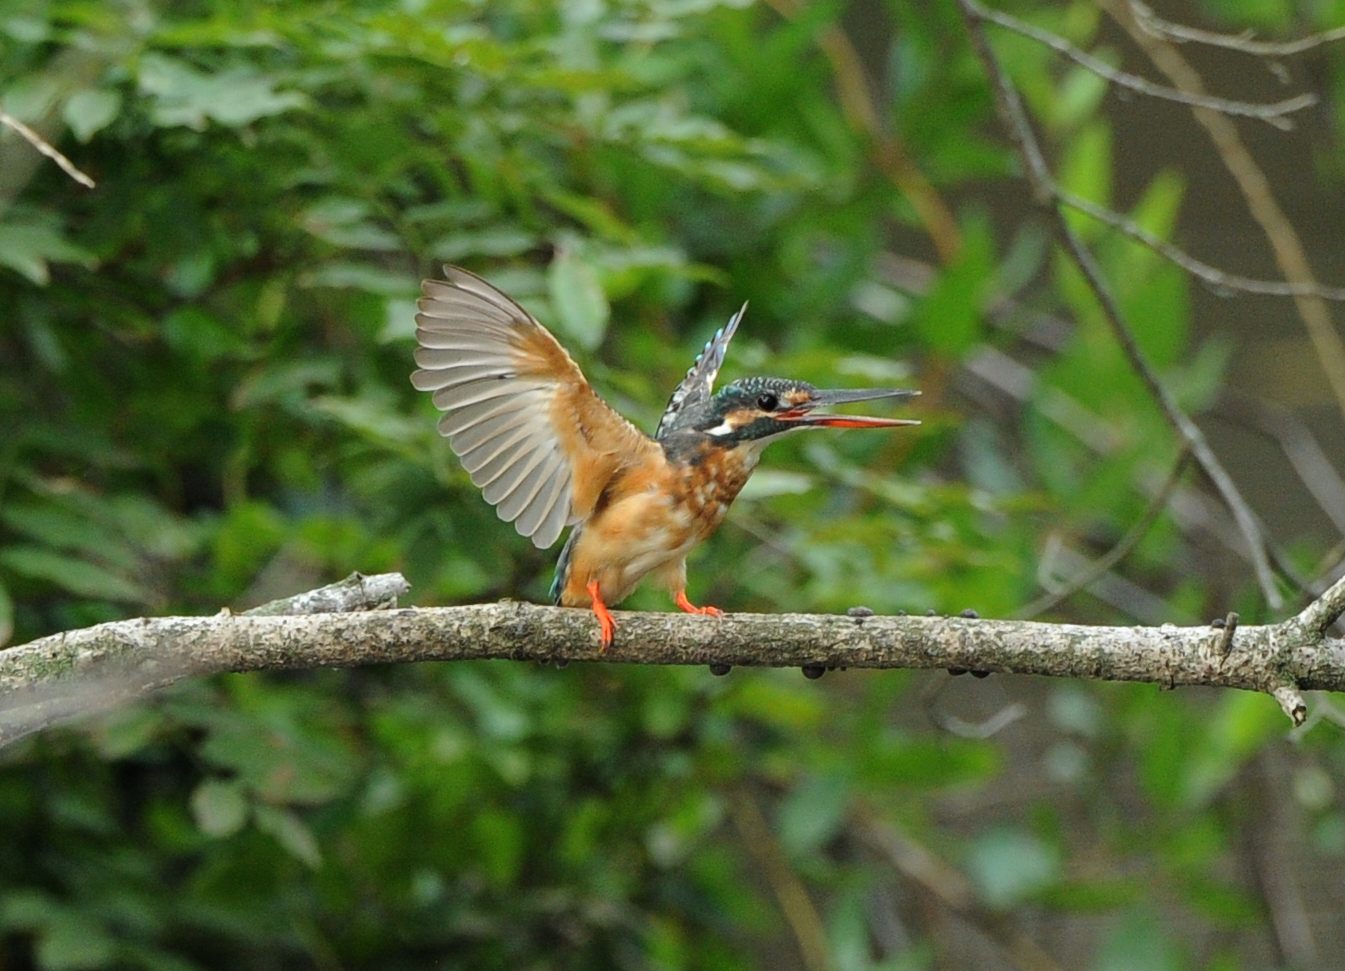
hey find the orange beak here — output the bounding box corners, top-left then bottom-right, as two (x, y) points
(781, 388), (921, 429)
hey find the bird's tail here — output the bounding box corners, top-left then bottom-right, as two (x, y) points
(549, 526), (582, 605)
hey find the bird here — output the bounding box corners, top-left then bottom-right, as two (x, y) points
(410, 265), (919, 651)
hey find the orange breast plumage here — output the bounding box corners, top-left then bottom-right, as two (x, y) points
(677, 442), (764, 540)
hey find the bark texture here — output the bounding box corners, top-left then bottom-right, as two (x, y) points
(3, 570), (1344, 747)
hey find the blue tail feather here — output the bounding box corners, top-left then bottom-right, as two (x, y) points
(549, 526), (582, 604)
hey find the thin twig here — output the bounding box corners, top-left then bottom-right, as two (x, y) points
(242, 571), (409, 616)
(1215, 394), (1345, 536)
(1103, 0), (1345, 426)
(965, 0), (1316, 130)
(856, 810), (1067, 971)
(1055, 186), (1345, 301)
(1294, 567), (1345, 638)
(1313, 538), (1345, 586)
(0, 110), (95, 189)
(1272, 684), (1308, 726)
(960, 345), (1264, 582)
(957, 0), (1285, 608)
(765, 0), (962, 264)
(732, 791), (835, 971)
(1129, 0), (1345, 57)
(1016, 447), (1194, 619)
(921, 673), (1028, 737)
(1216, 611), (1239, 657)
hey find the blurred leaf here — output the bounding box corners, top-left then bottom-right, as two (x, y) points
(1059, 120), (1112, 232)
(777, 773), (849, 857)
(966, 828), (1059, 909)
(301, 198), (401, 252)
(0, 545), (151, 603)
(470, 810), (525, 887)
(190, 779), (250, 838)
(1092, 911), (1187, 971)
(430, 226), (537, 261)
(1054, 64), (1110, 130)
(254, 805), (322, 869)
(137, 52), (307, 129)
(911, 216), (993, 357)
(1178, 692), (1283, 809)
(738, 469), (814, 500)
(34, 912), (118, 971)
(62, 89), (121, 142)
(198, 707), (359, 805)
(0, 214), (94, 285)
(857, 734), (1000, 791)
(0, 889), (54, 930)
(548, 247), (610, 350)
(302, 262), (416, 295)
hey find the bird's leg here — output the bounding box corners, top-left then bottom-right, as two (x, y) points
(586, 580), (617, 651)
(674, 590), (723, 618)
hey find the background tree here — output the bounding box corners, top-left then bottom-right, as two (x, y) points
(3, 0), (1345, 967)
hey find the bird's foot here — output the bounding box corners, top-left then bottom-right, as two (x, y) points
(586, 580), (617, 652)
(674, 590), (723, 618)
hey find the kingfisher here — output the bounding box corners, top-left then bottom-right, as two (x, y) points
(411, 265), (919, 650)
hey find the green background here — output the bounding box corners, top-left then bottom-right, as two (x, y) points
(4, 0), (1345, 967)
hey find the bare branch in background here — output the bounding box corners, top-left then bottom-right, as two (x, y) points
(1102, 0), (1345, 425)
(963, 0), (1316, 129)
(1215, 395), (1345, 537)
(0, 110), (95, 189)
(1055, 186), (1345, 301)
(765, 0), (962, 264)
(732, 792), (835, 971)
(956, 0), (1285, 608)
(1128, 0), (1345, 58)
(858, 810), (1070, 971)
(1015, 446), (1193, 619)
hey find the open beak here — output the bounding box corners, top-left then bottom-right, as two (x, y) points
(781, 388), (921, 428)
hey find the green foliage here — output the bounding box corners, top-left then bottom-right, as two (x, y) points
(3, 0), (1344, 968)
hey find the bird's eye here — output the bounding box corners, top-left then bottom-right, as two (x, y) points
(757, 392), (779, 412)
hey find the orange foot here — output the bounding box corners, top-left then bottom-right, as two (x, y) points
(586, 580), (617, 652)
(675, 590), (724, 618)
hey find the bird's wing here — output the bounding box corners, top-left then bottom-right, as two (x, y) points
(655, 303), (747, 440)
(411, 265), (655, 549)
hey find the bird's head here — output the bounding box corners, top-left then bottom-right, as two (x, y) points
(687, 376), (920, 446)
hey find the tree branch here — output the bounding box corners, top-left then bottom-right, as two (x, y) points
(1054, 185), (1345, 302)
(0, 571), (409, 747)
(1127, 0), (1345, 58)
(1014, 445), (1193, 619)
(764, 0), (963, 265)
(240, 570), (410, 616)
(0, 109), (95, 189)
(964, 0), (1316, 130)
(1292, 569), (1345, 639)
(956, 0), (1285, 608)
(5, 572), (1345, 746)
(1102, 0), (1345, 425)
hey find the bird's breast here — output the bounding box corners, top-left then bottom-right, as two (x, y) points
(677, 444), (763, 536)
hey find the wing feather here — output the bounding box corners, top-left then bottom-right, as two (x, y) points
(454, 410), (537, 460)
(514, 463), (565, 539)
(492, 446), (556, 519)
(533, 469), (574, 548)
(411, 265), (657, 548)
(655, 303), (747, 439)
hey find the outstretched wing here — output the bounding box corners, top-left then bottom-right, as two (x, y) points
(654, 303), (747, 440)
(411, 265), (654, 549)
